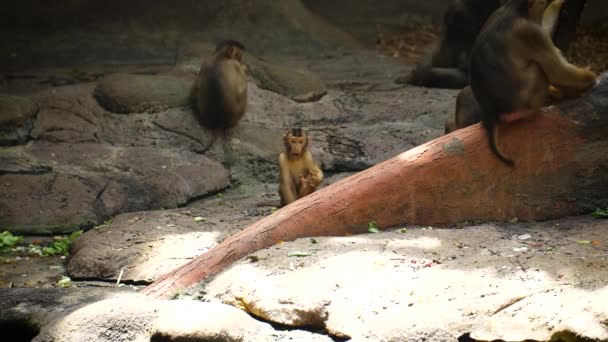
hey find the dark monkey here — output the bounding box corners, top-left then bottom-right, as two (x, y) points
(278, 128), (324, 207)
(469, 0), (597, 166)
(406, 0), (502, 89)
(444, 0), (568, 135)
(191, 40), (248, 130)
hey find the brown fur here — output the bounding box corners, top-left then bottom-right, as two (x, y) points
(278, 128), (324, 207)
(191, 40), (248, 130)
(469, 0), (596, 166)
(444, 0), (566, 134)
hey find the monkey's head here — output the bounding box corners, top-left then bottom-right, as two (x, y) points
(283, 128), (309, 158)
(215, 40), (246, 61)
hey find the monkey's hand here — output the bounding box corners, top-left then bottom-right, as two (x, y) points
(548, 85), (564, 100)
(305, 172), (322, 188)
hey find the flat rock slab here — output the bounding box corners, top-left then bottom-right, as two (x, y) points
(0, 289), (332, 342)
(0, 142), (230, 234)
(94, 73), (191, 114)
(68, 210), (226, 283)
(0, 94), (39, 145)
(247, 57), (327, 102)
(67, 184), (280, 283)
(198, 216), (608, 341)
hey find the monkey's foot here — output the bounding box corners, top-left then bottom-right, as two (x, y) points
(500, 110), (539, 123)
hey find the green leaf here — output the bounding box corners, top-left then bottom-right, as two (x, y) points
(68, 230), (83, 242)
(0, 231), (23, 251)
(41, 231), (83, 256)
(310, 238), (319, 244)
(288, 251), (312, 257)
(57, 276), (72, 288)
(368, 221), (380, 233)
(591, 208), (608, 219)
(577, 240), (592, 244)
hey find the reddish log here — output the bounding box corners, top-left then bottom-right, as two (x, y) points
(143, 74), (608, 299)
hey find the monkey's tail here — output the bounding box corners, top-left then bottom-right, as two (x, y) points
(486, 121), (515, 167)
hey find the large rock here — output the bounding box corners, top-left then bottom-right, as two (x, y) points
(247, 57), (327, 102)
(31, 83), (220, 154)
(67, 184), (277, 283)
(68, 211), (225, 283)
(0, 95), (39, 145)
(0, 143), (230, 234)
(201, 217), (608, 341)
(0, 287), (134, 341)
(0, 290), (333, 342)
(94, 73), (191, 114)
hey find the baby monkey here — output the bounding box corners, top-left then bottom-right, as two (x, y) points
(191, 40), (248, 130)
(469, 0), (597, 166)
(278, 128), (324, 207)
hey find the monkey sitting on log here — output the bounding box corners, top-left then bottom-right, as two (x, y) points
(278, 128), (323, 207)
(444, 0), (572, 134)
(191, 40), (248, 130)
(469, 0), (597, 166)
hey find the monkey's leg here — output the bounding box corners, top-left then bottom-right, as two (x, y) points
(407, 66), (468, 89)
(500, 110), (541, 124)
(278, 164), (298, 207)
(515, 21), (596, 91)
(279, 182), (298, 207)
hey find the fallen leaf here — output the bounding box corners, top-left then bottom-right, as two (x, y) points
(288, 251), (311, 257)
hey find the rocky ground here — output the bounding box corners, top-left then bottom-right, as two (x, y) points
(1, 2), (608, 341)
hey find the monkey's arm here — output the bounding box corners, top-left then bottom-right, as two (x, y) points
(514, 21), (596, 91)
(407, 65), (468, 89)
(303, 151), (323, 187)
(190, 64), (204, 100)
(278, 153), (297, 206)
(192, 62), (210, 112)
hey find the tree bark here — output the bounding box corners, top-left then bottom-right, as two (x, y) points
(143, 73), (608, 299)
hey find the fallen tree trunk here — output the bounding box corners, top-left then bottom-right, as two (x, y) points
(143, 74), (608, 299)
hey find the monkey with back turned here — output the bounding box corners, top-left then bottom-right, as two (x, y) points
(444, 0), (569, 134)
(191, 40), (248, 130)
(278, 128), (324, 207)
(469, 0), (597, 166)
